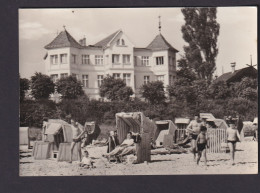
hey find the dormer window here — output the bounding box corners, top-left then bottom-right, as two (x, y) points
(116, 39), (126, 46)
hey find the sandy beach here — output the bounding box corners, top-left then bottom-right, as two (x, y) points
(19, 138), (258, 176)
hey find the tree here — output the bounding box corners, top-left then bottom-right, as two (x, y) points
(139, 81), (166, 105)
(181, 8), (220, 80)
(30, 72), (55, 100)
(99, 75), (133, 101)
(56, 76), (84, 99)
(209, 80), (230, 99)
(20, 75), (30, 102)
(231, 77), (257, 101)
(176, 57), (197, 82)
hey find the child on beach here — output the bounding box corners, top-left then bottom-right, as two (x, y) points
(79, 150), (95, 169)
(196, 126), (209, 166)
(226, 120), (241, 165)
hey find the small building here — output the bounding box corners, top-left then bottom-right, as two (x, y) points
(215, 65), (257, 84)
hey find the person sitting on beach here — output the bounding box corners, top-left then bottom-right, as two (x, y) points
(186, 114), (203, 160)
(196, 126), (209, 166)
(79, 150), (95, 168)
(226, 119), (241, 165)
(103, 132), (135, 158)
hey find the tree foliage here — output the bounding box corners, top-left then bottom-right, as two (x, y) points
(139, 81), (166, 105)
(181, 7), (220, 80)
(56, 76), (84, 99)
(30, 72), (55, 100)
(99, 75), (133, 101)
(20, 75), (30, 102)
(208, 80), (230, 99)
(231, 77), (258, 101)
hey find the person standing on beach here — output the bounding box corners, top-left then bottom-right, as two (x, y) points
(226, 119), (241, 165)
(186, 114), (203, 160)
(69, 119), (86, 163)
(196, 126), (209, 166)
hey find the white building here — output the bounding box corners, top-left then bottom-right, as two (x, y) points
(44, 28), (178, 99)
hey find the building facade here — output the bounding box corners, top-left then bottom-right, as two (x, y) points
(44, 29), (178, 99)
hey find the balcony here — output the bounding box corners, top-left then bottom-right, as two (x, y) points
(109, 62), (133, 69)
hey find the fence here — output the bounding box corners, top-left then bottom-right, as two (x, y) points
(207, 129), (227, 153)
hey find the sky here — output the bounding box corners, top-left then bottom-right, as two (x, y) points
(19, 7), (257, 79)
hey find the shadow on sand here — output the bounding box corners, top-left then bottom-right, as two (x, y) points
(150, 159), (173, 163)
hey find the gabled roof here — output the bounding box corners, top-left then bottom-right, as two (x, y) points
(94, 30), (121, 48)
(44, 30), (83, 49)
(215, 66), (257, 83)
(146, 33), (178, 52)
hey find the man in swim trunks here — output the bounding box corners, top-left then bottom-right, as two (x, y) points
(226, 119), (241, 165)
(186, 114), (203, 160)
(196, 126), (209, 166)
(69, 119), (86, 163)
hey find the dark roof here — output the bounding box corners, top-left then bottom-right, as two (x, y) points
(146, 34), (178, 52)
(44, 30), (83, 49)
(215, 66), (257, 83)
(94, 30), (121, 47)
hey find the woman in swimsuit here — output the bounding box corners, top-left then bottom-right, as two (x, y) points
(226, 121), (241, 165)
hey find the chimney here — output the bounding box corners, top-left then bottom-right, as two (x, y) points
(231, 62), (236, 73)
(79, 37), (86, 46)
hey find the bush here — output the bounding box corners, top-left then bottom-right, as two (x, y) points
(20, 99), (59, 127)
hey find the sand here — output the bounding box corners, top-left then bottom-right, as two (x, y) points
(19, 139), (258, 176)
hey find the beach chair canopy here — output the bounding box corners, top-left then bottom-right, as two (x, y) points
(200, 113), (215, 120)
(154, 120), (177, 141)
(175, 118), (190, 124)
(45, 123), (62, 135)
(116, 112), (156, 144)
(207, 119), (228, 130)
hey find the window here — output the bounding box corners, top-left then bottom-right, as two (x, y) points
(82, 75), (89, 88)
(123, 55), (130, 64)
(50, 55), (58, 65)
(121, 39), (125, 45)
(60, 54), (67, 64)
(123, 73), (131, 86)
(97, 75), (104, 87)
(168, 56), (171, 65)
(117, 39), (120, 45)
(50, 74), (58, 83)
(112, 54), (120, 64)
(141, 56), (149, 66)
(157, 75), (164, 83)
(113, 73), (120, 79)
(156, 56), (164, 65)
(144, 76), (150, 84)
(82, 55), (90, 65)
(134, 56), (137, 66)
(71, 54), (77, 64)
(60, 73), (68, 79)
(95, 55), (103, 65)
